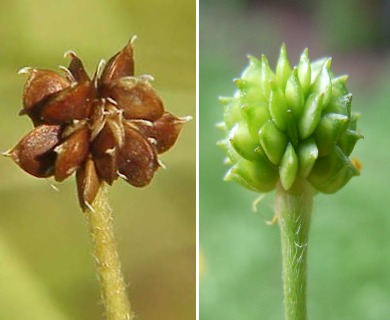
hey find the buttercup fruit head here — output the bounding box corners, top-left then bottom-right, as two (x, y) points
(219, 44), (362, 193)
(5, 38), (189, 210)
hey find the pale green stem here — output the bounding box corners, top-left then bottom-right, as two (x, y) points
(84, 184), (133, 320)
(275, 178), (313, 320)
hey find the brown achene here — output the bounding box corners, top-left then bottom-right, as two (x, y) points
(6, 37), (189, 210)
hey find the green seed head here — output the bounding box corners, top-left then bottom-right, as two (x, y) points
(219, 45), (362, 193)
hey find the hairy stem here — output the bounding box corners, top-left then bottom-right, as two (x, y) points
(275, 178), (313, 320)
(84, 184), (133, 320)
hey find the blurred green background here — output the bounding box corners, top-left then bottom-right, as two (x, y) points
(200, 0), (390, 319)
(0, 1), (195, 320)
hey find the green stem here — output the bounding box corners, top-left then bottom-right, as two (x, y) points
(84, 184), (133, 320)
(275, 178), (313, 320)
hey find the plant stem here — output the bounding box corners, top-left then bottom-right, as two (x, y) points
(83, 184), (133, 320)
(275, 178), (313, 320)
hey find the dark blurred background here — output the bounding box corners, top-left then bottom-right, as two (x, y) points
(200, 0), (390, 319)
(0, 1), (195, 320)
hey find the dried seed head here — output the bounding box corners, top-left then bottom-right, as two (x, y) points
(6, 38), (189, 210)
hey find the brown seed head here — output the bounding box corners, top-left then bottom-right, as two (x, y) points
(6, 38), (188, 210)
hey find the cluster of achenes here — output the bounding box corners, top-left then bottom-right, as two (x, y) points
(218, 45), (362, 193)
(6, 38), (188, 210)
